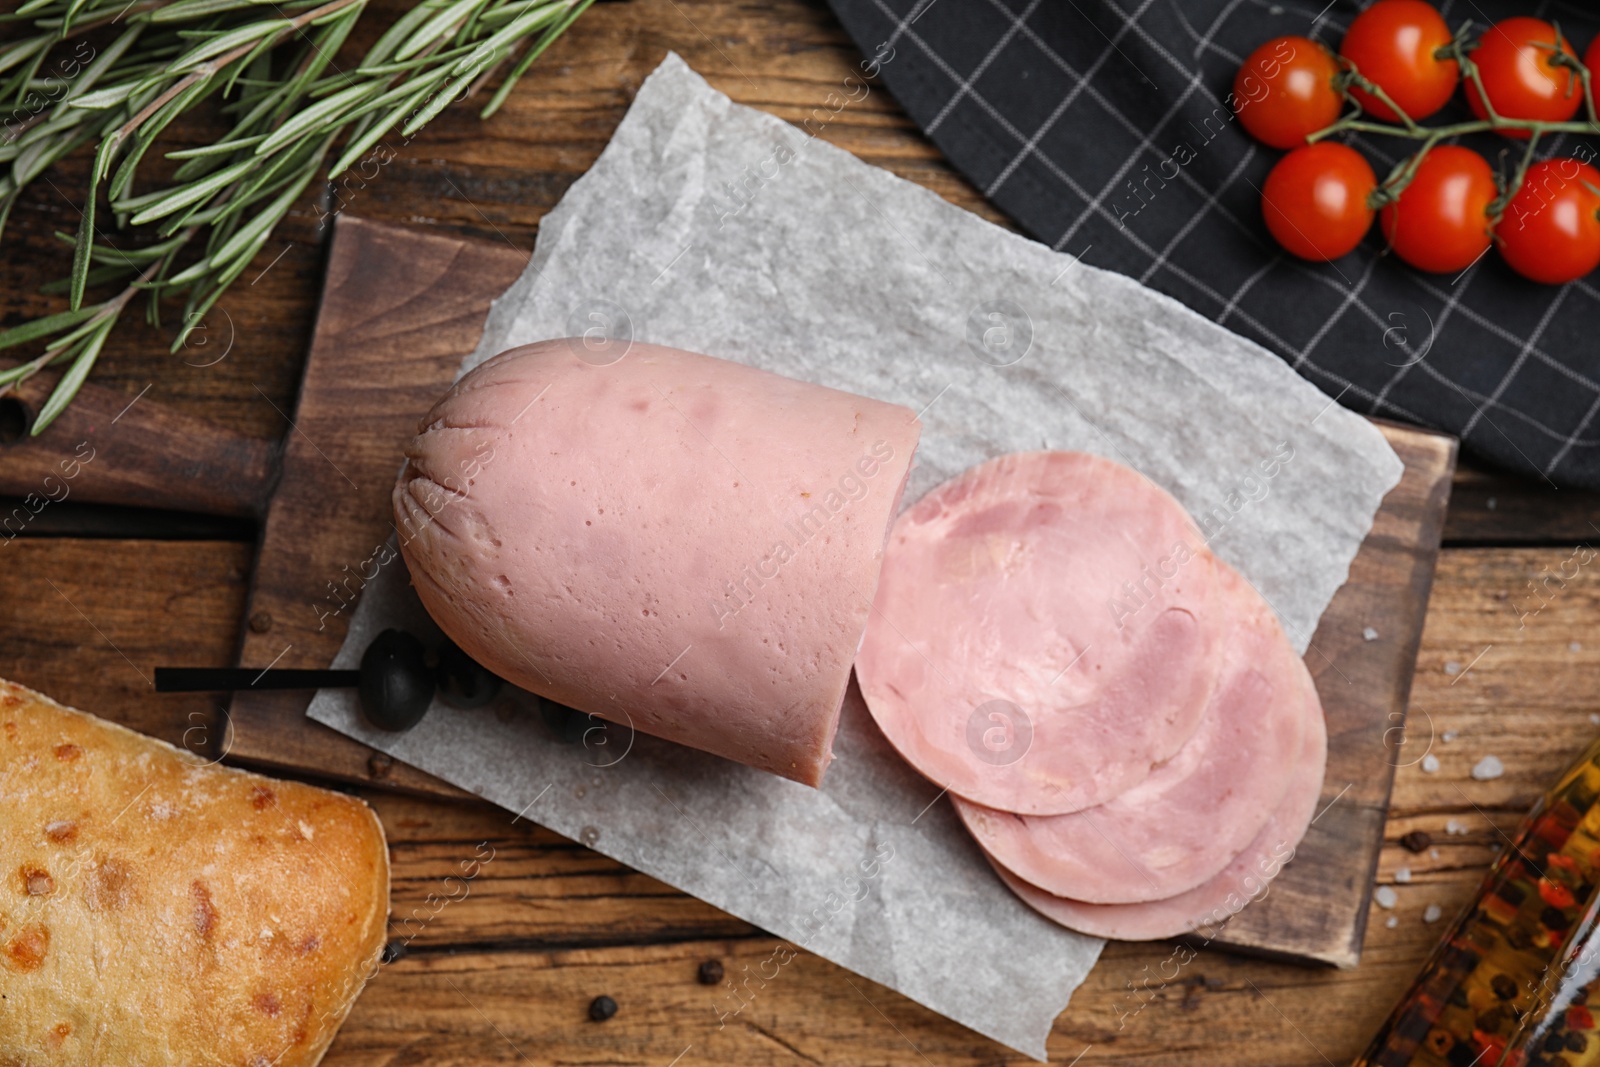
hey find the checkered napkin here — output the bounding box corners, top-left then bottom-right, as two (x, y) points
(827, 0), (1600, 489)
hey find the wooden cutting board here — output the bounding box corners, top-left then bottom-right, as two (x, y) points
(222, 212), (1457, 969)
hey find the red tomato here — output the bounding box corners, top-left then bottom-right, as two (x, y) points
(1261, 142), (1376, 261)
(1339, 0), (1460, 122)
(1235, 36), (1343, 149)
(1586, 34), (1600, 118)
(1465, 17), (1580, 136)
(1496, 159), (1600, 284)
(1380, 145), (1497, 273)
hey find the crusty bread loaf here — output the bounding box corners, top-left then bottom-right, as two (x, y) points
(0, 678), (390, 1066)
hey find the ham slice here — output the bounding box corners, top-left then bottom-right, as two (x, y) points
(954, 562), (1312, 903)
(987, 700), (1327, 941)
(395, 339), (921, 785)
(855, 451), (1222, 814)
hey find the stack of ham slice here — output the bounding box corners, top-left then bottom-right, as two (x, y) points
(856, 451), (1327, 941)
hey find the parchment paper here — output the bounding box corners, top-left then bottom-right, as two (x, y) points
(309, 53), (1404, 1058)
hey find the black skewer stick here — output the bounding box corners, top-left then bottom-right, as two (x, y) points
(155, 668), (361, 692)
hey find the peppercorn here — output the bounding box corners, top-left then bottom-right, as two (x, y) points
(1400, 830), (1433, 853)
(589, 995), (618, 1022)
(697, 959), (724, 985)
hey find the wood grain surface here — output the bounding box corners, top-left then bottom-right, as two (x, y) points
(1, 0), (1597, 1063)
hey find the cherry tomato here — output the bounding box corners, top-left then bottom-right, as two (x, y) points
(1261, 142), (1376, 261)
(1379, 145), (1497, 273)
(1235, 36), (1343, 149)
(1496, 158), (1600, 284)
(1465, 17), (1580, 137)
(1338, 0), (1459, 122)
(1585, 34), (1600, 118)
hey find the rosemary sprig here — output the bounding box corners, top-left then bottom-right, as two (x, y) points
(0, 0), (594, 433)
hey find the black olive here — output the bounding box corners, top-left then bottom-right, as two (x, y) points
(359, 629), (434, 731)
(435, 639), (502, 708)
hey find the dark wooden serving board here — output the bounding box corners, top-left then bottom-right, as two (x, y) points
(219, 213), (1456, 968)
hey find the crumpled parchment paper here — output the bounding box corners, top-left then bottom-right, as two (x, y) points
(308, 52), (1404, 1059)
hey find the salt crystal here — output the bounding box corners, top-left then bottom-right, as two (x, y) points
(1444, 661), (1462, 676)
(1423, 904), (1442, 923)
(1429, 848), (1439, 859)
(1363, 627), (1379, 641)
(1445, 818), (1465, 835)
(1472, 755), (1505, 781)
(1421, 753), (1440, 773)
(1375, 886), (1398, 909)
(1486, 497), (1497, 510)
(1572, 641), (1583, 653)
(1385, 916), (1399, 929)
(1395, 867), (1412, 884)
(1442, 731), (1457, 743)
(1591, 713), (1600, 726)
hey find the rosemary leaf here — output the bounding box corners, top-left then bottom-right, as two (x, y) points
(124, 153), (252, 222)
(0, 305), (98, 351)
(253, 80), (365, 155)
(32, 314), (114, 433)
(395, 0), (490, 62)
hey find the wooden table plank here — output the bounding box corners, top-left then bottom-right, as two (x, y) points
(1443, 459), (1600, 546)
(0, 538), (250, 750)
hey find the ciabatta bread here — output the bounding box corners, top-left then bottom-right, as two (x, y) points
(0, 678), (389, 1065)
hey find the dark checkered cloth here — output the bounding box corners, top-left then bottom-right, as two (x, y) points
(827, 0), (1600, 490)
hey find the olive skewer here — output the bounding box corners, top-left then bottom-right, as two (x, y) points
(155, 630), (500, 731)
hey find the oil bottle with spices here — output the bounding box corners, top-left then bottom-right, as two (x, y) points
(1354, 734), (1600, 1066)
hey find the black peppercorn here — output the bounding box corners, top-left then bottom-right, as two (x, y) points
(697, 959), (724, 985)
(589, 995), (618, 1022)
(1400, 829), (1433, 853)
(381, 940), (407, 965)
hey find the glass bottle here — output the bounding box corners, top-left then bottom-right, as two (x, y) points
(1354, 735), (1600, 1067)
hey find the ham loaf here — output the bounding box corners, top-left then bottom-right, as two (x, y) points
(396, 340), (921, 785)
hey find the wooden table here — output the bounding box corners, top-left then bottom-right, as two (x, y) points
(4, 1), (1600, 1062)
